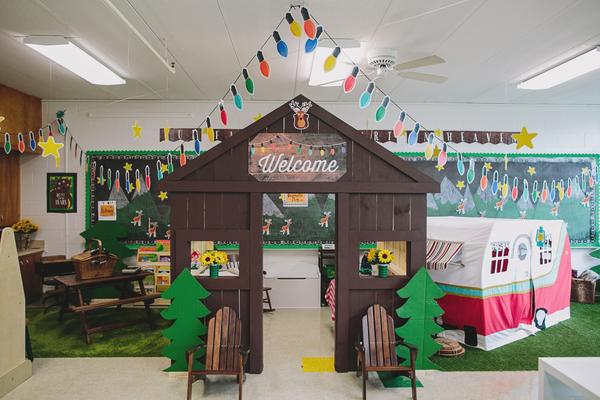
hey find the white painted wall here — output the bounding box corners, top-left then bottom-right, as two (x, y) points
(21, 99), (600, 268)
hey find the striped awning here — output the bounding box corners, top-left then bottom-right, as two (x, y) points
(426, 239), (464, 270)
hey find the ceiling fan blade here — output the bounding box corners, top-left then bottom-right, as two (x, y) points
(393, 55), (446, 71)
(397, 71), (448, 84)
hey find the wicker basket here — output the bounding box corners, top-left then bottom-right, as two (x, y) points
(571, 277), (596, 304)
(72, 239), (117, 280)
(435, 337), (465, 357)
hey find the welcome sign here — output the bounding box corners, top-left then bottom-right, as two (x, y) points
(249, 132), (347, 182)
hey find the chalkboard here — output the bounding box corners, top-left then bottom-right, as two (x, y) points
(397, 153), (599, 246)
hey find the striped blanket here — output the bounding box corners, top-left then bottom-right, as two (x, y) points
(426, 239), (463, 270)
(325, 279), (336, 321)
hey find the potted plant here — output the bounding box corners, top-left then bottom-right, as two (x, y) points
(11, 219), (39, 250)
(365, 247), (394, 278)
(200, 250), (229, 278)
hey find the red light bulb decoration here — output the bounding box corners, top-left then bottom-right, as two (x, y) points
(219, 101), (228, 126)
(300, 7), (316, 39)
(257, 51), (270, 78)
(17, 132), (25, 153)
(343, 66), (359, 94)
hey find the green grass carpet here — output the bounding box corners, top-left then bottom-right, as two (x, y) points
(27, 307), (168, 357)
(432, 302), (600, 371)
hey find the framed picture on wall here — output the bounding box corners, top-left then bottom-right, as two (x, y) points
(47, 173), (77, 213)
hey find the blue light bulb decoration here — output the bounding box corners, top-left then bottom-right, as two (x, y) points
(375, 96), (390, 122)
(549, 179), (556, 202)
(359, 82), (375, 109)
(28, 131), (36, 151)
(273, 30), (288, 58)
(456, 153), (465, 176)
(193, 129), (201, 155)
(304, 25), (323, 54)
(407, 122), (420, 146)
(491, 170), (499, 195)
(231, 84), (243, 110)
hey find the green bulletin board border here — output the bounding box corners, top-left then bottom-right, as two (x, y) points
(86, 151), (600, 248)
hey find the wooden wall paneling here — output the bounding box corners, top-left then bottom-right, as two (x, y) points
(349, 194), (360, 231)
(229, 143), (249, 181)
(351, 143), (370, 181)
(248, 192), (263, 373)
(187, 194), (204, 229)
(370, 156), (413, 183)
(0, 84), (42, 155)
(376, 194), (394, 231)
(213, 148), (235, 181)
(409, 194), (427, 275)
(393, 194), (411, 231)
(189, 161), (215, 181)
(203, 193), (223, 229)
(265, 117), (284, 133)
(359, 194), (377, 231)
(335, 192), (350, 372)
(222, 193), (249, 230)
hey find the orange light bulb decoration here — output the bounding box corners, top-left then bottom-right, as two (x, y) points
(300, 7), (316, 39)
(257, 51), (270, 78)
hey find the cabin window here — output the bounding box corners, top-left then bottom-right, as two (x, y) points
(190, 240), (241, 278)
(538, 234), (553, 266)
(359, 241), (407, 277)
(490, 242), (510, 274)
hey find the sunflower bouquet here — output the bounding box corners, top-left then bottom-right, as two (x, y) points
(12, 219), (39, 234)
(364, 247), (394, 278)
(200, 250), (229, 278)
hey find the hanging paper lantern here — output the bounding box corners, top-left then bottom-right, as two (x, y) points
(549, 179), (556, 202)
(107, 168), (112, 190)
(566, 177), (573, 199)
(145, 165), (151, 190)
(257, 51), (270, 78)
(375, 96), (390, 122)
(231, 84), (243, 110)
(343, 66), (359, 94)
(156, 160), (163, 181)
(304, 26), (323, 54)
(491, 170), (499, 195)
(359, 82), (375, 109)
(179, 144), (187, 167)
(300, 7), (316, 39)
(407, 122), (420, 146)
(438, 143), (448, 167)
(511, 177), (519, 201)
(115, 170), (121, 191)
(242, 68), (254, 95)
(393, 111), (406, 138)
(28, 131), (36, 151)
(424, 133), (434, 160)
(480, 166), (488, 191)
(193, 129), (201, 155)
(501, 174), (509, 198)
(17, 132), (25, 153)
(135, 169), (141, 192)
(285, 12), (302, 37)
(323, 47), (341, 72)
(272, 31), (288, 58)
(456, 153), (465, 176)
(219, 101), (228, 126)
(4, 132), (11, 154)
(466, 159), (475, 184)
(125, 170), (131, 193)
(205, 117), (215, 142)
(541, 180), (549, 203)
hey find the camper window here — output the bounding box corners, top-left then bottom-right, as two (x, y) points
(490, 242), (510, 274)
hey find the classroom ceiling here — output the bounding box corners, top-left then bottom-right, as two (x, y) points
(0, 0), (599, 104)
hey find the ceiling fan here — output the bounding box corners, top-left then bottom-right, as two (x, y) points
(361, 49), (448, 84)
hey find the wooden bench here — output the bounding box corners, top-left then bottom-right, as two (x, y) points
(355, 304), (418, 400)
(187, 307), (248, 400)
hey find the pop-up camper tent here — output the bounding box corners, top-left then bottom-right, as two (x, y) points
(426, 217), (572, 350)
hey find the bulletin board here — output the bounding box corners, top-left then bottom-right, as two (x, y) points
(397, 152), (599, 246)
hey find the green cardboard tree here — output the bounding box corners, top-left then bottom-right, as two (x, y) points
(161, 268), (211, 372)
(395, 267), (445, 370)
(80, 221), (135, 270)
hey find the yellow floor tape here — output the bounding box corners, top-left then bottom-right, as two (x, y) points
(301, 357), (335, 372)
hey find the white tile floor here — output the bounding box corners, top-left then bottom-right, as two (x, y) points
(4, 309), (538, 400)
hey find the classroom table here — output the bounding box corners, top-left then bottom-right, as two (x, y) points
(538, 357), (600, 399)
(55, 272), (160, 344)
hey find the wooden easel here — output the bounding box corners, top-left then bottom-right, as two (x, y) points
(0, 228), (32, 397)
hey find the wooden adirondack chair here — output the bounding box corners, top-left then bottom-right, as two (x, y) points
(355, 304), (418, 400)
(186, 307), (248, 400)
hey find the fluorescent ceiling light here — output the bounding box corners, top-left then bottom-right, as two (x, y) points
(24, 36), (125, 85)
(518, 47), (600, 90)
(309, 47), (362, 87)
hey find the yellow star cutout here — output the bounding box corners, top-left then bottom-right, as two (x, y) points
(434, 129), (443, 138)
(132, 120), (142, 138)
(279, 194), (285, 200)
(38, 136), (64, 167)
(556, 182), (562, 190)
(96, 176), (106, 185)
(432, 145), (441, 158)
(252, 113), (263, 121)
(456, 180), (465, 189)
(128, 182), (135, 192)
(435, 164), (445, 171)
(527, 166), (536, 176)
(158, 191), (168, 201)
(160, 163), (169, 174)
(512, 126), (537, 150)
(484, 162), (492, 171)
(582, 166), (590, 175)
(124, 162), (133, 172)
